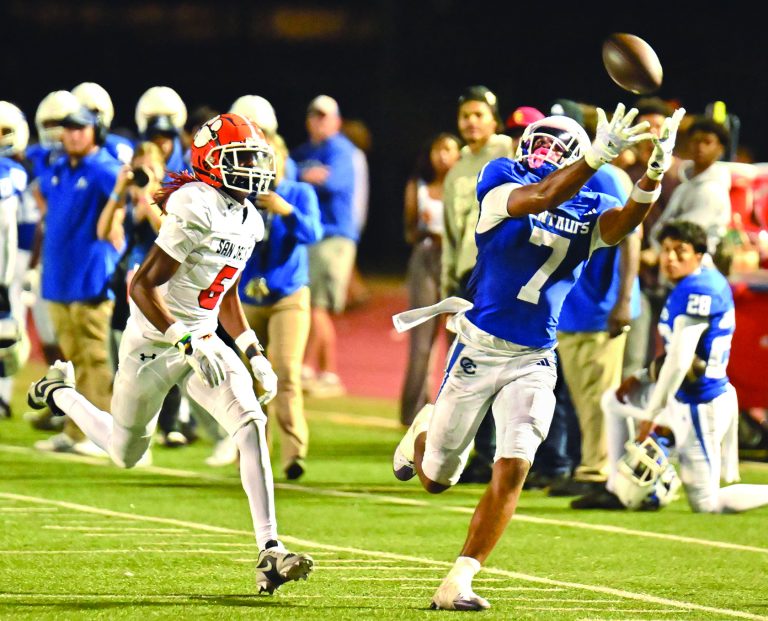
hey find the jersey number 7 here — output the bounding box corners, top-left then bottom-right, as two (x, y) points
(517, 228), (570, 304)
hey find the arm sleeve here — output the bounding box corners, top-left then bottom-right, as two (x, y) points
(476, 182), (521, 233)
(321, 144), (356, 194)
(154, 186), (211, 264)
(645, 314), (709, 417)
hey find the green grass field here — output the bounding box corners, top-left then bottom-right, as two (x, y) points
(2, 361), (768, 620)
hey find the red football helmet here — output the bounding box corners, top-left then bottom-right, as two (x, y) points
(191, 113), (275, 194)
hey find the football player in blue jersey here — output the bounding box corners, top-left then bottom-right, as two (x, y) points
(574, 220), (768, 514)
(135, 86), (189, 175)
(72, 82), (135, 165)
(391, 103), (685, 610)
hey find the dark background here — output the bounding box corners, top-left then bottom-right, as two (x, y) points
(4, 1), (766, 274)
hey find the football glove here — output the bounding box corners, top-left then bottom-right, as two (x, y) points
(585, 103), (653, 170)
(647, 107), (686, 180)
(250, 355), (277, 406)
(166, 322), (227, 388)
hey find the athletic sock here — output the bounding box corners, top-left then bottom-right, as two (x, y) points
(717, 484), (768, 512)
(51, 388), (112, 452)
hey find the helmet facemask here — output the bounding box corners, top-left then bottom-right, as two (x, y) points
(516, 125), (584, 171)
(614, 435), (681, 510)
(208, 139), (276, 194)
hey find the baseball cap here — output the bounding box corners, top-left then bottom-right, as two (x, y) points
(307, 95), (340, 117)
(457, 85), (502, 125)
(549, 98), (584, 126)
(505, 106), (545, 131)
(60, 105), (98, 128)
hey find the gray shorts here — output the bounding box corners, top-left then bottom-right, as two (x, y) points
(308, 236), (357, 313)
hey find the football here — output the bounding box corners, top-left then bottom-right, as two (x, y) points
(602, 33), (663, 95)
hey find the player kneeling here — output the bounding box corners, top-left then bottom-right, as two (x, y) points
(27, 113), (312, 593)
(573, 221), (768, 514)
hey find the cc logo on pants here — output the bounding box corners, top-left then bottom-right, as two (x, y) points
(459, 357), (477, 375)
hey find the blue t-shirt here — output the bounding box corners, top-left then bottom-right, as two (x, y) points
(465, 158), (621, 349)
(239, 179), (323, 306)
(291, 133), (357, 241)
(105, 133), (135, 165)
(558, 165), (641, 332)
(658, 267), (735, 404)
(39, 148), (122, 302)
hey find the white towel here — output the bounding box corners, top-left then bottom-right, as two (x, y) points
(392, 297), (474, 333)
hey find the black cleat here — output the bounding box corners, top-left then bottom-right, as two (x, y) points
(255, 546), (314, 594)
(571, 487), (626, 510)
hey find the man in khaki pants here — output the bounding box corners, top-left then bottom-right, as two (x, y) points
(34, 100), (121, 454)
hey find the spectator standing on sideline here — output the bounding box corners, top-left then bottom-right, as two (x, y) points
(400, 133), (461, 426)
(291, 95), (357, 398)
(239, 133), (322, 480)
(441, 85), (513, 483)
(504, 106), (544, 153)
(34, 100), (122, 455)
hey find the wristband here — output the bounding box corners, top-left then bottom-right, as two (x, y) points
(630, 182), (662, 204)
(164, 321), (191, 346)
(235, 329), (262, 357)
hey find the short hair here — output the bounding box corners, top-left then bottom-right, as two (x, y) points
(635, 96), (672, 118)
(132, 141), (165, 170)
(687, 116), (730, 147)
(656, 221), (708, 254)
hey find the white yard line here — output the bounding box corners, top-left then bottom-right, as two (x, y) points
(2, 442), (767, 556)
(0, 492), (765, 621)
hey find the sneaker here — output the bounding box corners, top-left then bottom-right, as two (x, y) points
(72, 439), (109, 458)
(304, 372), (346, 398)
(159, 431), (188, 448)
(254, 545), (314, 594)
(570, 487), (626, 510)
(285, 458), (305, 481)
(431, 577), (491, 611)
(23, 408), (65, 431)
(205, 437), (238, 467)
(27, 360), (75, 415)
(393, 404), (433, 481)
(300, 365), (316, 382)
(34, 432), (76, 453)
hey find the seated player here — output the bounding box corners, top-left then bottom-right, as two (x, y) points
(573, 221), (768, 513)
(26, 113), (313, 594)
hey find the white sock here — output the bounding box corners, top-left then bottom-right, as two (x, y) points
(716, 484), (768, 513)
(51, 388), (113, 452)
(0, 376), (12, 404)
(447, 556), (481, 585)
(605, 405), (632, 495)
(234, 419), (279, 549)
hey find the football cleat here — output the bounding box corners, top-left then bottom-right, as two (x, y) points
(254, 546), (314, 594)
(393, 403), (433, 481)
(27, 360), (75, 415)
(430, 577), (491, 611)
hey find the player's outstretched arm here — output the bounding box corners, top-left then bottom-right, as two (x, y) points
(598, 108), (685, 246)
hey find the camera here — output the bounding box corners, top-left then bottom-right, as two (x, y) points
(131, 167), (150, 188)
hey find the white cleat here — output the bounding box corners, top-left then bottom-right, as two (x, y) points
(27, 360), (75, 415)
(254, 546), (314, 594)
(430, 577), (491, 611)
(393, 404), (433, 481)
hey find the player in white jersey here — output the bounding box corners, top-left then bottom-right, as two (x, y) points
(392, 104), (685, 610)
(26, 113), (313, 594)
(573, 220), (768, 514)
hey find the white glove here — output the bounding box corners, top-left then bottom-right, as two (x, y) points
(250, 355), (277, 406)
(647, 107), (686, 180)
(165, 322), (227, 388)
(585, 103), (654, 170)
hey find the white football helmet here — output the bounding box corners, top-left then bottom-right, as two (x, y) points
(35, 90), (80, 149)
(0, 101), (30, 156)
(0, 317), (30, 377)
(72, 82), (114, 128)
(515, 115), (590, 172)
(135, 86), (188, 135)
(230, 95), (278, 137)
(614, 435), (682, 510)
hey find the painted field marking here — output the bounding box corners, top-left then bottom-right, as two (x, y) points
(0, 492), (765, 621)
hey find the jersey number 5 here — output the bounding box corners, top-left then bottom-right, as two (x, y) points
(199, 265), (238, 310)
(517, 228), (570, 304)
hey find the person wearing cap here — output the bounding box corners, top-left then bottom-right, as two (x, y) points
(291, 94), (356, 398)
(504, 106), (545, 153)
(33, 103), (122, 455)
(442, 85), (513, 484)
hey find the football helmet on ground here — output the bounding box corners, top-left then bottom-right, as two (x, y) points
(135, 86), (187, 136)
(191, 113), (275, 194)
(614, 434), (682, 510)
(35, 90), (80, 149)
(514, 115), (590, 174)
(0, 101), (30, 157)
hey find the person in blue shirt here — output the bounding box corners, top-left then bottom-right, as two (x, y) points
(72, 82), (134, 165)
(392, 103), (684, 610)
(34, 104), (122, 455)
(291, 95), (357, 397)
(574, 220), (768, 513)
(237, 133), (322, 480)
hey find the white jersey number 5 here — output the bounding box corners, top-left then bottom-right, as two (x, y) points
(517, 227), (570, 304)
